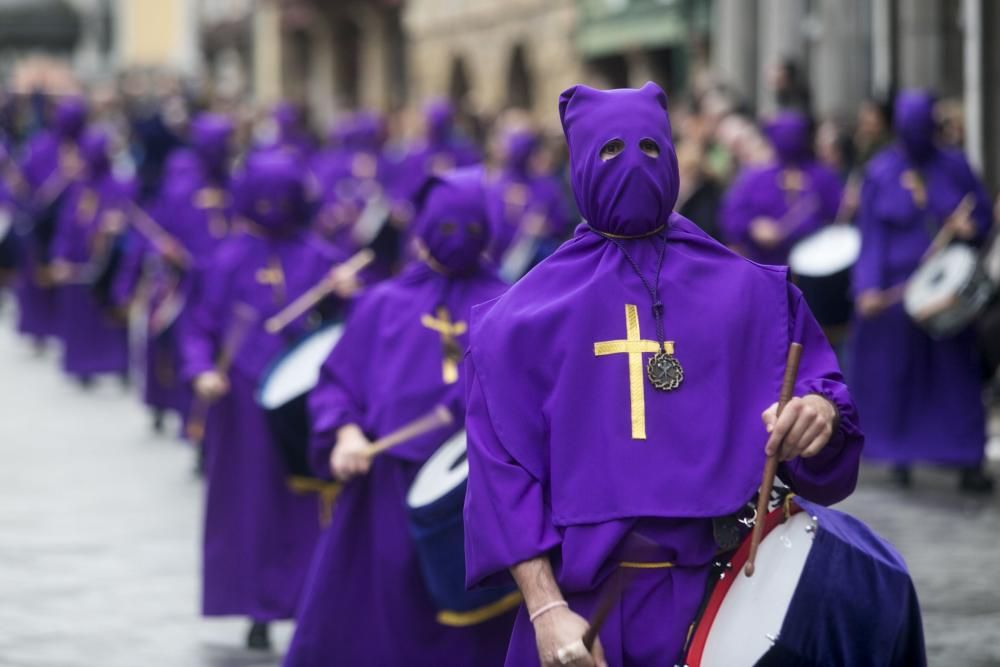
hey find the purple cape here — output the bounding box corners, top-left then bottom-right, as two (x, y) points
(463, 84), (863, 665)
(848, 94), (991, 465)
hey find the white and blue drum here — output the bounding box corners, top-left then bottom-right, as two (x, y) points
(788, 224), (861, 328)
(407, 431), (522, 626)
(257, 322), (344, 478)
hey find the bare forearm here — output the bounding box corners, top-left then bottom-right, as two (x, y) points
(511, 556), (564, 613)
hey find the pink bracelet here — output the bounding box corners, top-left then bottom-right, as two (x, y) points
(529, 600), (569, 623)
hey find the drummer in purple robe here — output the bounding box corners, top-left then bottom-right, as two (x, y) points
(847, 90), (993, 493)
(178, 152), (348, 650)
(487, 126), (572, 282)
(286, 169), (513, 667)
(719, 111), (843, 265)
(48, 128), (131, 383)
(463, 84), (863, 667)
(112, 148), (201, 431)
(15, 96), (87, 345)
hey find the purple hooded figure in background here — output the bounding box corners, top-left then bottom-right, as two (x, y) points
(486, 126), (573, 282)
(462, 84), (865, 666)
(48, 128), (132, 382)
(286, 168), (512, 667)
(847, 90), (994, 492)
(389, 99), (482, 214)
(259, 101), (314, 158)
(178, 150), (349, 650)
(111, 148), (202, 431)
(719, 111), (843, 265)
(14, 96), (88, 343)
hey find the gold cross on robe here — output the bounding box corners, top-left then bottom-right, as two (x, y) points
(255, 257), (287, 305)
(594, 304), (675, 440)
(421, 306), (467, 384)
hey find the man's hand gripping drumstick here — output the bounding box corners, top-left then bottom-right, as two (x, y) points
(746, 342), (838, 576)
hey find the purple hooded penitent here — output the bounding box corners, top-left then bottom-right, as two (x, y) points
(463, 84), (863, 665)
(719, 111), (843, 265)
(286, 168), (512, 666)
(49, 128), (131, 379)
(486, 127), (572, 280)
(14, 96), (89, 341)
(178, 151), (346, 622)
(848, 89), (991, 467)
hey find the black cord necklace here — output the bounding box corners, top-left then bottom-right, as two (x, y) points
(590, 225), (684, 391)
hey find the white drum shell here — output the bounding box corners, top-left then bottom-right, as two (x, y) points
(258, 324), (344, 409)
(788, 225), (861, 278)
(904, 245), (991, 337)
(699, 512), (816, 667)
(407, 431), (468, 509)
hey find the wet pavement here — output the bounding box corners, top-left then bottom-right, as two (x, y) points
(0, 304), (998, 666)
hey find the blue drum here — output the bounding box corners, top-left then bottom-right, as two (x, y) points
(257, 322), (345, 479)
(407, 431), (522, 626)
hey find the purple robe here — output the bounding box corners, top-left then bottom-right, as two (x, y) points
(49, 130), (130, 379)
(179, 152), (343, 621)
(287, 170), (512, 666)
(720, 112), (843, 265)
(112, 149), (202, 418)
(14, 97), (87, 340)
(848, 91), (991, 466)
(463, 84), (863, 666)
(487, 128), (573, 280)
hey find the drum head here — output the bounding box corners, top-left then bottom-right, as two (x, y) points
(407, 431), (468, 509)
(904, 245), (978, 317)
(688, 508), (816, 667)
(0, 206), (11, 242)
(789, 225), (861, 277)
(257, 323), (344, 409)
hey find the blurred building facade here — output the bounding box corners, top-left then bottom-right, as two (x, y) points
(3, 0), (1000, 187)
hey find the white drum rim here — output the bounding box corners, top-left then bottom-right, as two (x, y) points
(258, 323), (344, 409)
(904, 244), (978, 316)
(407, 430), (469, 509)
(697, 511), (816, 667)
(788, 225), (861, 277)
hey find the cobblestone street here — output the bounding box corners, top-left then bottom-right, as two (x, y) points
(0, 306), (998, 666)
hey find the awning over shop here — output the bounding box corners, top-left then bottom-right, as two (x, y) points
(0, 0), (81, 51)
(576, 0), (689, 57)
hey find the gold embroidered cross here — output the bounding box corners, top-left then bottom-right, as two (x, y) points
(594, 304), (675, 440)
(900, 170), (927, 208)
(255, 257), (286, 305)
(421, 306), (467, 384)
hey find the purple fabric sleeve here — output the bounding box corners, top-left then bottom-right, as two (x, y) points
(306, 296), (375, 477)
(718, 168), (757, 247)
(463, 360), (561, 589)
(177, 246), (236, 382)
(852, 171), (886, 295)
(779, 283), (863, 505)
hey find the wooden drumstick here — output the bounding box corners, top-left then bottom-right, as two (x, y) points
(128, 203), (193, 269)
(185, 303), (259, 441)
(922, 193), (976, 261)
(745, 342), (803, 577)
(361, 405), (454, 459)
(264, 249), (375, 335)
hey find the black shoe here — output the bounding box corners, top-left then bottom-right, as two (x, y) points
(891, 465), (912, 488)
(959, 467), (995, 495)
(152, 410), (165, 433)
(78, 375), (94, 389)
(246, 621), (271, 651)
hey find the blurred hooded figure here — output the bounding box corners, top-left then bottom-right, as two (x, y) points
(14, 96), (88, 344)
(848, 90), (994, 493)
(49, 128), (133, 383)
(179, 150), (350, 650)
(286, 168), (513, 667)
(487, 126), (572, 281)
(719, 111), (843, 265)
